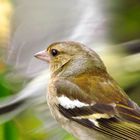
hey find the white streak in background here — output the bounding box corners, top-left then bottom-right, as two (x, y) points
(58, 95), (89, 109)
(7, 0), (108, 77)
(70, 6), (93, 43)
(0, 69), (50, 124)
(70, 0), (106, 44)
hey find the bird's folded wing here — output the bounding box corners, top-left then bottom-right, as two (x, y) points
(54, 78), (140, 140)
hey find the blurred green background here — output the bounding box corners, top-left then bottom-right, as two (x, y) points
(0, 0), (140, 140)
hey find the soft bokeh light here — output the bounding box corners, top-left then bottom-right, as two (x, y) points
(0, 0), (12, 48)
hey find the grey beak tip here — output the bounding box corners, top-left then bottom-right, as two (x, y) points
(34, 52), (41, 58)
(34, 53), (38, 58)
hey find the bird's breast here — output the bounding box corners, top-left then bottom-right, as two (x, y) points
(47, 80), (69, 125)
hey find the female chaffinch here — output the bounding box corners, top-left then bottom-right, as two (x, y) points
(35, 41), (140, 140)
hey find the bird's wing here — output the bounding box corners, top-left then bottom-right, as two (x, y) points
(54, 74), (140, 139)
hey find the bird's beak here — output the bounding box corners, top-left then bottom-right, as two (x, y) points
(34, 50), (50, 63)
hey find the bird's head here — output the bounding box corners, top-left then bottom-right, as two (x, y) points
(34, 41), (106, 77)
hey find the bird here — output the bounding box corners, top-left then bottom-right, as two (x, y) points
(35, 41), (140, 140)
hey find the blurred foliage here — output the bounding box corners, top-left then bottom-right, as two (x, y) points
(110, 0), (140, 43)
(0, 122), (19, 140)
(0, 67), (20, 140)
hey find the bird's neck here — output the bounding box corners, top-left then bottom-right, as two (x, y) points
(52, 56), (106, 78)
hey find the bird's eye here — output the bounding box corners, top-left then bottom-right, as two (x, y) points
(51, 49), (59, 56)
